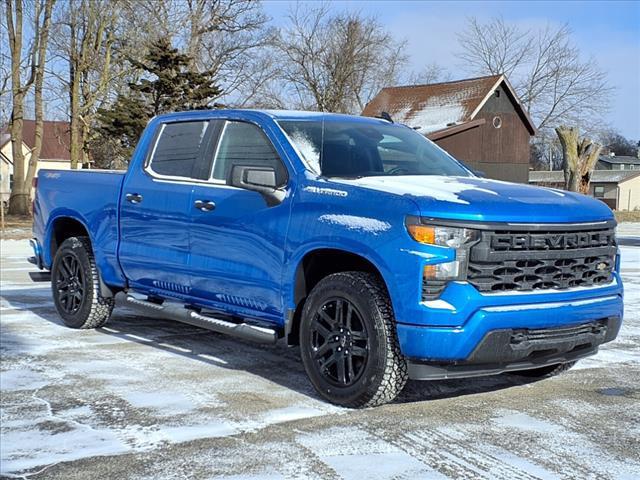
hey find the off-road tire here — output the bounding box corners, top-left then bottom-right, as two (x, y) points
(510, 361), (577, 378)
(51, 236), (114, 329)
(300, 271), (408, 408)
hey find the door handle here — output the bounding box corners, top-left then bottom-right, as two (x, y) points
(126, 193), (143, 204)
(194, 200), (216, 212)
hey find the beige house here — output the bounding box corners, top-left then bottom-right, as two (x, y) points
(1, 120), (72, 204)
(529, 170), (640, 211)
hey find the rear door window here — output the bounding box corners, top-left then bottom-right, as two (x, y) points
(147, 121), (209, 179)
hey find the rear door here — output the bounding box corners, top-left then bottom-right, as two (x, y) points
(119, 120), (215, 297)
(189, 120), (292, 324)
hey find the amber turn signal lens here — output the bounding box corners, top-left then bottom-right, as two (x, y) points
(407, 224), (436, 245)
(423, 264), (437, 279)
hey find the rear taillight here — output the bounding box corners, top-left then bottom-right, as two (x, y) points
(32, 176), (38, 189)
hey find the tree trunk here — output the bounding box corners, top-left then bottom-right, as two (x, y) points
(556, 125), (602, 194)
(7, 0), (29, 215)
(556, 126), (579, 191)
(25, 0), (55, 192)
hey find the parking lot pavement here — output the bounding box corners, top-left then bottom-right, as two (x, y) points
(1, 239), (639, 480)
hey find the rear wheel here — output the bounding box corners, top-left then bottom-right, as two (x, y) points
(300, 272), (407, 408)
(510, 361), (577, 378)
(51, 236), (114, 329)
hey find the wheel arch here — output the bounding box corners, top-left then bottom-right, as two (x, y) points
(47, 214), (92, 263)
(286, 244), (397, 345)
(45, 213), (116, 298)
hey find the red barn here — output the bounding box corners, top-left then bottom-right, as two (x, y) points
(362, 74), (536, 183)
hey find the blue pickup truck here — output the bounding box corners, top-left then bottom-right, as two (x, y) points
(30, 109), (623, 407)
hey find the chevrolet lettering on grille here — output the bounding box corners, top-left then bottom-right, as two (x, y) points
(491, 231), (614, 250)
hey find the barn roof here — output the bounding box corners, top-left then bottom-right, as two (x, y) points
(529, 170), (640, 184)
(0, 120), (71, 162)
(362, 74), (536, 136)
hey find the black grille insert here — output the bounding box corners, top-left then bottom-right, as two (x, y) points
(468, 227), (616, 293)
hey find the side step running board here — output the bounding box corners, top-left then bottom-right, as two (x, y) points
(124, 295), (278, 344)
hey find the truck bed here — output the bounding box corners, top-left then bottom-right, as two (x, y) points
(33, 169), (127, 287)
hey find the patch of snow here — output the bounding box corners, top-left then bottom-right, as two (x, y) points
(492, 411), (563, 434)
(260, 406), (325, 424)
(1, 369), (50, 391)
(290, 130), (320, 174)
(323, 452), (446, 480)
(1, 420), (129, 474)
(159, 421), (240, 444)
(121, 391), (197, 415)
(318, 214), (391, 234)
(489, 450), (560, 479)
(421, 299), (456, 311)
(336, 175), (505, 205)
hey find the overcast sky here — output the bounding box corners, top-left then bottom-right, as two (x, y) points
(263, 0), (640, 140)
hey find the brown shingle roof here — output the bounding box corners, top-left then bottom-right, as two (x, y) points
(1, 120), (71, 161)
(362, 74), (536, 135)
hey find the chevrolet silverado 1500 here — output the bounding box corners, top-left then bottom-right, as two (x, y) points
(30, 110), (623, 407)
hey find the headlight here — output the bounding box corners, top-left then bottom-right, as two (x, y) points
(406, 223), (478, 248)
(406, 218), (479, 297)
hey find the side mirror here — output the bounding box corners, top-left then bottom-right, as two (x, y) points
(230, 165), (286, 206)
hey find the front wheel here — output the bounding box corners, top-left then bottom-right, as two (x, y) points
(51, 236), (114, 329)
(300, 272), (407, 408)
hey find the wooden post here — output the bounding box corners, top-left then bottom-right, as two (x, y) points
(1, 194), (5, 233)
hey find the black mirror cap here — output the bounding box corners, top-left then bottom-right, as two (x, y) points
(230, 165), (286, 206)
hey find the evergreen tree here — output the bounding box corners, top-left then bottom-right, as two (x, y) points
(97, 38), (221, 161)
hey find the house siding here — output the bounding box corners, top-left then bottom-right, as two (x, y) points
(618, 175), (640, 211)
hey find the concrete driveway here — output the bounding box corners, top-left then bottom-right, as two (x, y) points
(1, 239), (639, 479)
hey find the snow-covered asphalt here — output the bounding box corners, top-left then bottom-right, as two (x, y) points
(1, 238), (639, 479)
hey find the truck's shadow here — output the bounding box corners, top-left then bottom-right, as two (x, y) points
(2, 287), (538, 405)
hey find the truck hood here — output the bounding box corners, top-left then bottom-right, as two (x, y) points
(335, 175), (614, 223)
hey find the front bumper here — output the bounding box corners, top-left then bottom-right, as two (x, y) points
(406, 316), (621, 380)
(397, 287), (623, 379)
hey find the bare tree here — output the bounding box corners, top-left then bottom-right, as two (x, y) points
(407, 62), (451, 85)
(277, 4), (407, 113)
(5, 0), (55, 215)
(181, 0), (277, 106)
(49, 0), (118, 168)
(457, 17), (612, 133)
(556, 125), (602, 193)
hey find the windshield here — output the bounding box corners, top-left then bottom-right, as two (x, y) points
(279, 118), (472, 178)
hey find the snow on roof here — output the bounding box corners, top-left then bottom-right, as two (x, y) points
(362, 74), (536, 135)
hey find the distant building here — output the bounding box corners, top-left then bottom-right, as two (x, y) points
(529, 170), (640, 211)
(0, 120), (71, 204)
(362, 74), (536, 183)
(596, 153), (640, 171)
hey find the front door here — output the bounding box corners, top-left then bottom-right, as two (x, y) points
(189, 120), (292, 324)
(119, 120), (214, 298)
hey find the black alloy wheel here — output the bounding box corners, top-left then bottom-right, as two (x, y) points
(55, 252), (86, 314)
(300, 272), (408, 408)
(51, 236), (114, 329)
(310, 298), (369, 386)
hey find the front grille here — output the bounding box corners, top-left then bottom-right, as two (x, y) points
(467, 226), (616, 293)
